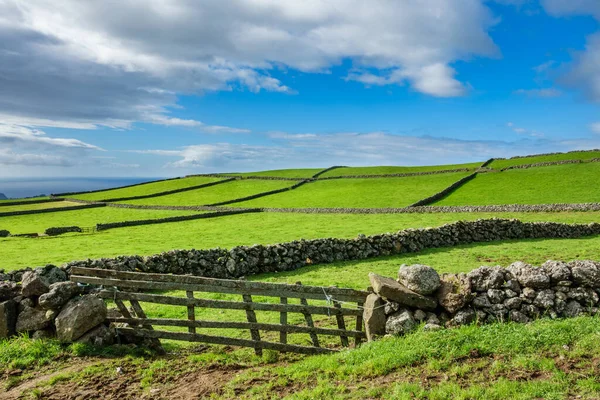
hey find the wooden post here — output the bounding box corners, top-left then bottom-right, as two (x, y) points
(280, 297), (288, 345)
(186, 291), (196, 334)
(355, 301), (364, 347)
(333, 302), (349, 347)
(242, 294), (262, 356)
(129, 299), (154, 330)
(296, 282), (320, 348)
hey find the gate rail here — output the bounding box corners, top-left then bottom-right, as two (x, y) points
(70, 267), (369, 355)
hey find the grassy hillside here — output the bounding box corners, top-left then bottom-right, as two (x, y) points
(0, 200), (81, 213)
(0, 207), (198, 234)
(71, 176), (223, 201)
(235, 173), (471, 208)
(436, 163), (600, 206)
(3, 210), (600, 269)
(319, 162), (482, 177)
(119, 179), (294, 206)
(488, 150), (600, 170)
(0, 196), (50, 203)
(224, 168), (323, 178)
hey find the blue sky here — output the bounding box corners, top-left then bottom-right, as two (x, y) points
(2, 0), (600, 178)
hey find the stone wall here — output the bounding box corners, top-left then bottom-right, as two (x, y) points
(409, 173), (478, 207)
(0, 218), (591, 282)
(364, 260), (600, 340)
(45, 226), (82, 236)
(500, 159), (600, 171)
(493, 149), (600, 162)
(50, 177), (184, 197)
(0, 198), (64, 207)
(316, 168), (474, 180)
(0, 203), (106, 218)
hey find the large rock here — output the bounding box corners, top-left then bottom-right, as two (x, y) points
(77, 325), (115, 346)
(569, 260), (600, 288)
(55, 295), (107, 342)
(397, 264), (441, 295)
(21, 271), (50, 297)
(506, 262), (550, 289)
(0, 300), (17, 338)
(363, 294), (386, 341)
(467, 266), (505, 291)
(16, 306), (53, 332)
(385, 309), (416, 335)
(449, 308), (476, 326)
(541, 260), (571, 283)
(39, 282), (82, 310)
(437, 273), (472, 314)
(0, 282), (20, 301)
(369, 273), (437, 310)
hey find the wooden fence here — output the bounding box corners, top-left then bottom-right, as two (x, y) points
(70, 267), (369, 355)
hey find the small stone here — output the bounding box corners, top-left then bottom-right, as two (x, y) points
(467, 266), (505, 291)
(77, 325), (115, 346)
(363, 294), (386, 341)
(38, 282), (82, 310)
(450, 308), (476, 326)
(0, 300), (17, 338)
(32, 329), (55, 340)
(475, 310), (487, 322)
(533, 289), (555, 309)
(507, 262), (550, 289)
(472, 293), (492, 308)
(503, 279), (521, 293)
(542, 260), (571, 283)
(423, 323), (443, 331)
(0, 282), (20, 302)
(21, 271), (50, 298)
(425, 312), (440, 325)
(384, 301), (400, 315)
(504, 297), (523, 310)
(509, 310), (530, 323)
(437, 273), (472, 313)
(522, 287), (537, 299)
(397, 264), (441, 295)
(521, 304), (540, 318)
(16, 306), (52, 332)
(487, 289), (505, 304)
(567, 287), (599, 305)
(569, 260), (600, 288)
(563, 300), (583, 318)
(385, 309), (417, 335)
(504, 289), (518, 298)
(413, 309), (427, 322)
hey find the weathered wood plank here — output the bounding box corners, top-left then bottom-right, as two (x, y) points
(116, 327), (335, 355)
(186, 291), (195, 334)
(355, 301), (364, 347)
(243, 294), (262, 356)
(296, 282), (319, 348)
(108, 317), (366, 338)
(98, 290), (362, 317)
(71, 268), (368, 303)
(114, 299), (133, 320)
(333, 302), (349, 347)
(280, 297), (287, 345)
(129, 299), (153, 330)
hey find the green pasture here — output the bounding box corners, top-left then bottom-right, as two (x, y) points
(119, 179), (294, 207)
(319, 162), (483, 177)
(235, 173), (471, 208)
(488, 150), (600, 170)
(224, 168), (323, 178)
(3, 210), (600, 269)
(0, 200), (80, 213)
(0, 207), (198, 234)
(71, 176), (223, 201)
(436, 163), (600, 206)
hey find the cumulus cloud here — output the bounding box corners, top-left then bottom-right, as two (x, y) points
(506, 122), (544, 138)
(541, 0), (600, 19)
(0, 0), (501, 131)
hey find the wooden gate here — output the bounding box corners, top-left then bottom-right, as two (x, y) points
(70, 267), (369, 355)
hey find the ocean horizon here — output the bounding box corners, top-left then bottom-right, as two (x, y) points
(0, 177), (166, 199)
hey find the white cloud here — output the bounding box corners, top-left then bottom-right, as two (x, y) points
(541, 0), (600, 19)
(514, 88), (562, 98)
(0, 0), (501, 131)
(144, 114), (250, 133)
(506, 122), (544, 138)
(591, 122), (600, 134)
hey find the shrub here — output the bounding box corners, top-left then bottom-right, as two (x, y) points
(0, 230), (10, 237)
(45, 226), (82, 236)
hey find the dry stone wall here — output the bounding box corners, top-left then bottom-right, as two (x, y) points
(0, 203), (106, 218)
(365, 260), (600, 340)
(409, 173), (478, 207)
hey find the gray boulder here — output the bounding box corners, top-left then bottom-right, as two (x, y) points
(487, 289), (505, 304)
(569, 260), (600, 288)
(423, 323), (443, 332)
(397, 264), (441, 295)
(363, 294), (386, 341)
(563, 300), (583, 318)
(0, 282), (20, 301)
(385, 309), (416, 335)
(437, 273), (472, 314)
(507, 262), (550, 289)
(16, 306), (53, 332)
(55, 295), (107, 342)
(369, 273), (437, 310)
(0, 300), (17, 338)
(77, 325), (115, 346)
(533, 289), (555, 309)
(449, 308), (476, 326)
(39, 282), (82, 310)
(467, 266), (505, 291)
(508, 310), (530, 323)
(541, 260), (571, 283)
(21, 271), (50, 297)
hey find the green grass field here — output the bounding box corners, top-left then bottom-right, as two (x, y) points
(0, 200), (81, 213)
(488, 150), (600, 170)
(3, 210), (600, 269)
(436, 163), (600, 206)
(71, 176), (223, 201)
(224, 168), (324, 178)
(319, 162), (483, 177)
(0, 207), (198, 234)
(0, 196), (50, 203)
(235, 173), (471, 208)
(119, 179), (294, 206)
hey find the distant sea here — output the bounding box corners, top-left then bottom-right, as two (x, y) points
(0, 177), (165, 199)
